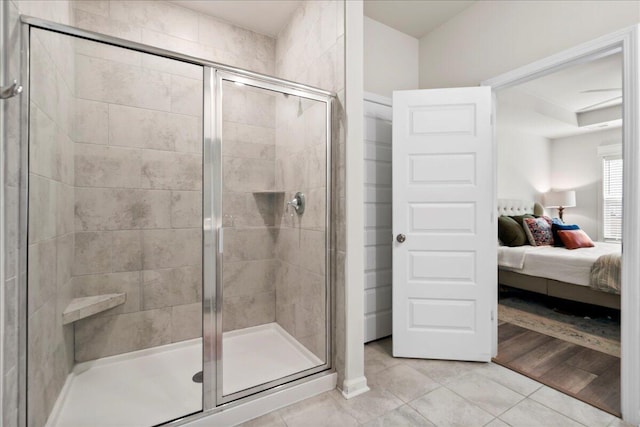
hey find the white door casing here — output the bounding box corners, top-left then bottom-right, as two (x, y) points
(363, 95), (393, 342)
(392, 87), (495, 361)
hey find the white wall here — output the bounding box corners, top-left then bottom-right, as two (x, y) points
(419, 1), (640, 88)
(364, 17), (418, 98)
(497, 127), (551, 203)
(550, 128), (622, 240)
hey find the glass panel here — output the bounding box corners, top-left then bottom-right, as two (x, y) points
(220, 80), (327, 398)
(27, 28), (203, 427)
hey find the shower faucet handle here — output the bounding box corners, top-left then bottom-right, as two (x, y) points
(0, 80), (22, 100)
(286, 192), (305, 215)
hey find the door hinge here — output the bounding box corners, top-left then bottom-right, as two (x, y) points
(491, 310), (494, 321)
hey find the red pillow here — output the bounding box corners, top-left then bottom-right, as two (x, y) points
(557, 229), (595, 249)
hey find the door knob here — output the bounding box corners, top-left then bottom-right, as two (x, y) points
(396, 234), (406, 243)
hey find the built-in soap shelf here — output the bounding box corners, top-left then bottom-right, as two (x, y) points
(62, 293), (126, 325)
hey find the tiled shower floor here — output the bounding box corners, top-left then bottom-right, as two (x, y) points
(49, 323), (321, 427)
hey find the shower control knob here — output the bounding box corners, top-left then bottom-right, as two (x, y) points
(396, 234), (406, 243)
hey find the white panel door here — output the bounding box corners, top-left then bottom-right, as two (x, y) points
(364, 97), (393, 342)
(392, 87), (495, 361)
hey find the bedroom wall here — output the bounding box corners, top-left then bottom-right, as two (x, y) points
(364, 17), (419, 98)
(497, 127), (551, 203)
(550, 128), (622, 241)
(418, 0), (640, 88)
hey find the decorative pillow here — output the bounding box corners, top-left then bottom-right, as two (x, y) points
(552, 223), (580, 247)
(523, 216), (554, 246)
(498, 216), (528, 247)
(557, 229), (595, 249)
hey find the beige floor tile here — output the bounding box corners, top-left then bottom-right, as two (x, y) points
(446, 372), (525, 416)
(238, 411), (286, 427)
(278, 392), (359, 427)
(369, 336), (393, 356)
(360, 404), (435, 427)
(409, 386), (494, 427)
(477, 363), (543, 396)
(368, 363), (440, 402)
(365, 343), (402, 376)
(529, 386), (614, 427)
(500, 398), (584, 427)
(404, 358), (487, 384)
(485, 418), (510, 427)
(607, 417), (635, 427)
(331, 385), (403, 424)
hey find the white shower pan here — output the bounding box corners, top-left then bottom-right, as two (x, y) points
(47, 322), (321, 427)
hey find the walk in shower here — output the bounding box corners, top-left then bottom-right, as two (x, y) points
(23, 18), (332, 427)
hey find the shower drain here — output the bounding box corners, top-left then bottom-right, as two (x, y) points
(192, 371), (203, 383)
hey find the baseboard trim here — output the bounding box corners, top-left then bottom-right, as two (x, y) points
(340, 376), (369, 399)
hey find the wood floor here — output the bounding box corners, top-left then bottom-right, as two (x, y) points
(494, 322), (621, 416)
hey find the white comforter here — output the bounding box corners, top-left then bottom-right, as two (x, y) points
(498, 242), (621, 287)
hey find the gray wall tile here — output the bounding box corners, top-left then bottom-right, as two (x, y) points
(75, 308), (172, 361)
(142, 228), (202, 269)
(73, 231), (112, 276)
(142, 265), (201, 310)
(71, 271), (141, 316)
(170, 191), (202, 228)
(171, 303), (202, 342)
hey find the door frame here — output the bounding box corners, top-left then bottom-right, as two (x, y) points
(482, 25), (640, 424)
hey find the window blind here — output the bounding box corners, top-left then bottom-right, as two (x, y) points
(603, 156), (623, 240)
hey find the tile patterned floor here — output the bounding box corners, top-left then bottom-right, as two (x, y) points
(239, 337), (633, 427)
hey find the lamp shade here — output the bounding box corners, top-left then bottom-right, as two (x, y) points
(544, 190), (576, 208)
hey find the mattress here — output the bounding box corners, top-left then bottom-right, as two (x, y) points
(498, 242), (621, 287)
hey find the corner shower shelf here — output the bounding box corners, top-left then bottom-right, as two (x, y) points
(62, 293), (126, 325)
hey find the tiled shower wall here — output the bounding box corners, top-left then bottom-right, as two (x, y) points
(27, 28), (76, 427)
(4, 4), (74, 427)
(70, 39), (204, 362)
(274, 95), (328, 360)
(275, 0), (346, 382)
(221, 83), (279, 332)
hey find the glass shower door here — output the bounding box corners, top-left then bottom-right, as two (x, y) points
(214, 74), (330, 402)
(27, 28), (204, 427)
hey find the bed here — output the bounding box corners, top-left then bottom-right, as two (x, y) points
(497, 199), (621, 309)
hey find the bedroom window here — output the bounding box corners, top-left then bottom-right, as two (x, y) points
(602, 155), (623, 241)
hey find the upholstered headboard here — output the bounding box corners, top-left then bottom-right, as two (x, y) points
(497, 199), (545, 216)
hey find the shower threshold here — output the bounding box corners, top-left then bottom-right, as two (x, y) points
(47, 323), (321, 427)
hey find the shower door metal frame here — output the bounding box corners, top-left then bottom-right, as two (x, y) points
(18, 15), (335, 426)
(211, 70), (333, 405)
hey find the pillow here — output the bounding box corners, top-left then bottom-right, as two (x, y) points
(523, 216), (554, 246)
(510, 214), (535, 229)
(498, 216), (528, 247)
(557, 229), (595, 249)
(552, 223), (580, 247)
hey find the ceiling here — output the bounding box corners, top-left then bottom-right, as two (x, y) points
(364, 0), (475, 39)
(498, 52), (623, 139)
(172, 0), (475, 40)
(170, 0), (301, 37)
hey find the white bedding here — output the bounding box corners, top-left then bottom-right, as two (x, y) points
(498, 242), (621, 287)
